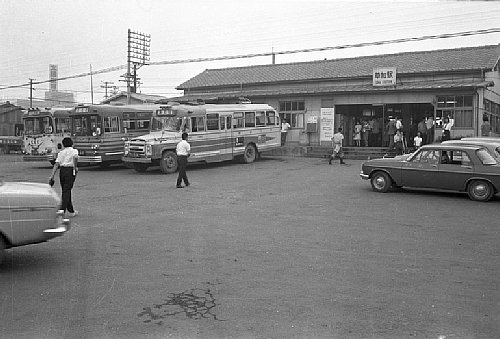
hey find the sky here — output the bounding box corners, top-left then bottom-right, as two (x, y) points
(1, 0), (499, 104)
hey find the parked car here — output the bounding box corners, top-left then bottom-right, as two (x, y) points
(0, 181), (70, 264)
(360, 144), (500, 202)
(442, 139), (500, 160)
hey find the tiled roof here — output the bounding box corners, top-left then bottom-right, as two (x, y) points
(177, 44), (500, 90)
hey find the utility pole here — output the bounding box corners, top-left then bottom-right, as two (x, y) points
(122, 29), (150, 104)
(101, 81), (114, 100)
(90, 64), (94, 104)
(29, 78), (34, 108)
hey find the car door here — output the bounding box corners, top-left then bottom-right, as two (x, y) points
(400, 148), (441, 188)
(437, 149), (473, 191)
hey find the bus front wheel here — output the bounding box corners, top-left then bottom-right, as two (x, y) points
(242, 144), (257, 163)
(160, 151), (178, 174)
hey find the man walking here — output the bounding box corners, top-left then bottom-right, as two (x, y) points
(176, 132), (191, 188)
(329, 127), (346, 165)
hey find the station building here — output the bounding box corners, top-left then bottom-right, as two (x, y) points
(174, 44), (500, 148)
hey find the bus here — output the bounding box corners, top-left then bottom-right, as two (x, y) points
(122, 101), (281, 173)
(70, 104), (154, 167)
(22, 107), (72, 164)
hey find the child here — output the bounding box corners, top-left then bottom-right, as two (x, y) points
(414, 131), (423, 149)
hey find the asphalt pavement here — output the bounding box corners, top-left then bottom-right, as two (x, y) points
(0, 154), (499, 339)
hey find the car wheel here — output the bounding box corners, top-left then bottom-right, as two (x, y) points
(370, 171), (392, 193)
(243, 144), (257, 163)
(467, 180), (494, 202)
(160, 151), (178, 174)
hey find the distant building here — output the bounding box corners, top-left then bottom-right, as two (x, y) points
(174, 44), (500, 145)
(0, 101), (24, 136)
(100, 91), (167, 105)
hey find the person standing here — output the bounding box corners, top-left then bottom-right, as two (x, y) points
(176, 132), (191, 188)
(329, 127), (346, 165)
(281, 119), (291, 146)
(394, 130), (404, 155)
(481, 115), (492, 136)
(353, 121), (362, 147)
(386, 116), (397, 150)
(426, 116), (435, 144)
(417, 117), (427, 145)
(442, 116), (454, 141)
(414, 131), (423, 150)
(49, 137), (79, 217)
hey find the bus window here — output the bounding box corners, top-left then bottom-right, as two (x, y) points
(256, 111), (265, 127)
(56, 118), (70, 133)
(233, 112), (244, 129)
(266, 111), (276, 126)
(220, 116), (226, 130)
(104, 116), (120, 133)
(191, 116), (205, 132)
(206, 114), (219, 131)
(226, 116), (232, 129)
(245, 112), (255, 127)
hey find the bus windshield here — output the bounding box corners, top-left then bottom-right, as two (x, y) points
(151, 116), (185, 132)
(24, 117), (53, 135)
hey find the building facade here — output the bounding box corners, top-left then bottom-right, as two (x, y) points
(174, 44), (500, 147)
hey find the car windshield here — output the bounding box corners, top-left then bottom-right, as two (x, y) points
(476, 148), (497, 165)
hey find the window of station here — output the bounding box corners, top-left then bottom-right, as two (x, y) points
(279, 100), (305, 128)
(436, 95), (473, 128)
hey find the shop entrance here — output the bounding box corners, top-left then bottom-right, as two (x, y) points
(335, 103), (434, 148)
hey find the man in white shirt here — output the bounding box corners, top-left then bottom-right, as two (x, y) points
(176, 132), (191, 188)
(329, 127), (346, 165)
(49, 137), (79, 217)
(281, 119), (291, 146)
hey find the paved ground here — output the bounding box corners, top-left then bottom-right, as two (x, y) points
(0, 154), (499, 339)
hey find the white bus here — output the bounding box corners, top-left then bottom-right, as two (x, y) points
(122, 102), (281, 173)
(22, 107), (72, 164)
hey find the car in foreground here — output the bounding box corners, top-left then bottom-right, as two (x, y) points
(0, 181), (70, 264)
(360, 144), (500, 202)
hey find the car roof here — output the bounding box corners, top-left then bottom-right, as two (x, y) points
(442, 140), (500, 146)
(420, 143), (485, 151)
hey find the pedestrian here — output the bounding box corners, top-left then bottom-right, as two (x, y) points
(386, 116), (397, 150)
(281, 119), (291, 146)
(414, 131), (423, 149)
(353, 121), (362, 147)
(481, 115), (491, 137)
(442, 115), (454, 141)
(48, 137), (79, 217)
(176, 132), (191, 188)
(417, 117), (427, 145)
(426, 115), (435, 144)
(394, 130), (404, 155)
(329, 127), (346, 165)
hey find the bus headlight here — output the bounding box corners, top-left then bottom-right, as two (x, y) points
(91, 144), (100, 150)
(145, 144), (152, 156)
(124, 142), (130, 156)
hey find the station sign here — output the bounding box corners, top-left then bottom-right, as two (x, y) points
(373, 67), (397, 87)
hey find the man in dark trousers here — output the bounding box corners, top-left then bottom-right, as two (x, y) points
(176, 132), (191, 188)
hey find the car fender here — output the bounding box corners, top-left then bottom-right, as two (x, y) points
(464, 177), (498, 192)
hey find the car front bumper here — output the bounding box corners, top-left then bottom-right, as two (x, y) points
(360, 172), (369, 180)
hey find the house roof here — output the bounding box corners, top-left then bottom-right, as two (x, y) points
(100, 91), (166, 104)
(177, 44), (500, 90)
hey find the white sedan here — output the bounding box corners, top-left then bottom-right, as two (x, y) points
(0, 181), (70, 264)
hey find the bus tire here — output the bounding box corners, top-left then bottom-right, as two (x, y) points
(242, 143), (257, 163)
(160, 151), (178, 174)
(133, 163), (149, 173)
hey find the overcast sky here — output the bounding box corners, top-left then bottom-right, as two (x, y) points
(1, 0), (499, 104)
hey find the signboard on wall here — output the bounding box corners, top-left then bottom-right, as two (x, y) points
(373, 67), (396, 86)
(320, 108), (335, 142)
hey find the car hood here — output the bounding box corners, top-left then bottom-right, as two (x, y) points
(0, 181), (60, 206)
(132, 130), (180, 142)
(365, 154), (411, 165)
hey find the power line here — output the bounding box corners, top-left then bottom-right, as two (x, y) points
(1, 28), (499, 92)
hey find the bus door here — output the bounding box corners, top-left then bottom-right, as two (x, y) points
(220, 114), (233, 161)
